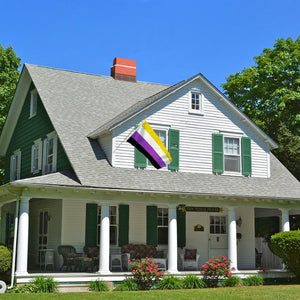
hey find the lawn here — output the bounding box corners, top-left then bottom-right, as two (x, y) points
(1, 285), (300, 300)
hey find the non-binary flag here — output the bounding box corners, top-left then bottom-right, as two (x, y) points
(127, 121), (172, 169)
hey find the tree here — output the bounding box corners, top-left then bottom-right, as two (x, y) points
(0, 45), (21, 184)
(222, 37), (300, 180)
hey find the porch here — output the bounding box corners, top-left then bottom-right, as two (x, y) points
(1, 188), (299, 285)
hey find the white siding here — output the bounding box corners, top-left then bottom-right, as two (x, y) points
(98, 133), (112, 164)
(112, 79), (269, 178)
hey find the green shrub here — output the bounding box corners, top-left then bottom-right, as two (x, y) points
(90, 280), (110, 292)
(12, 276), (57, 293)
(0, 245), (12, 273)
(114, 279), (139, 291)
(32, 276), (57, 293)
(270, 231), (300, 282)
(223, 276), (243, 287)
(182, 274), (205, 289)
(12, 283), (38, 294)
(157, 275), (183, 290)
(244, 275), (264, 286)
(200, 256), (235, 287)
(129, 258), (165, 290)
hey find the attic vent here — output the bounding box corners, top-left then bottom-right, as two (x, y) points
(111, 57), (136, 82)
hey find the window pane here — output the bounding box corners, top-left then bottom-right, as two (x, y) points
(224, 138), (239, 155)
(225, 155), (240, 172)
(158, 227), (168, 245)
(110, 225), (117, 244)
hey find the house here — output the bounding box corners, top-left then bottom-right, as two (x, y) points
(0, 57), (299, 285)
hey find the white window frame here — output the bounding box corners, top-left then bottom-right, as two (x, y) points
(31, 138), (43, 174)
(10, 149), (21, 181)
(42, 131), (57, 174)
(157, 207), (168, 245)
(189, 90), (203, 115)
(147, 124), (169, 169)
(209, 215), (227, 234)
(223, 135), (242, 175)
(30, 89), (37, 118)
(97, 205), (118, 246)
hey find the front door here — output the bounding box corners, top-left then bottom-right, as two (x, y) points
(38, 210), (49, 264)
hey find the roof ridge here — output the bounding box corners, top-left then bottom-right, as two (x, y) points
(24, 63), (170, 87)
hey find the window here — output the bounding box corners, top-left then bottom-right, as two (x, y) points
(97, 206), (118, 245)
(30, 89), (37, 118)
(189, 91), (203, 114)
(43, 132), (57, 174)
(210, 216), (227, 234)
(10, 149), (21, 181)
(224, 137), (241, 172)
(157, 208), (168, 245)
(31, 139), (43, 173)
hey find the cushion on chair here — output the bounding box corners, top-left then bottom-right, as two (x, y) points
(184, 249), (196, 261)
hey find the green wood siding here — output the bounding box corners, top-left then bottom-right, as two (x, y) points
(118, 204), (129, 247)
(147, 205), (157, 246)
(212, 133), (224, 173)
(177, 208), (186, 248)
(4, 83), (72, 183)
(168, 129), (180, 171)
(85, 203), (98, 246)
(242, 137), (252, 176)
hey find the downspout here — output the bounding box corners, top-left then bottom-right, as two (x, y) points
(3, 188), (20, 290)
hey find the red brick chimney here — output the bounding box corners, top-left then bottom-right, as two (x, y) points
(111, 57), (136, 82)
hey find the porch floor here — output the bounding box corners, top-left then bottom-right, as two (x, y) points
(17, 269), (292, 284)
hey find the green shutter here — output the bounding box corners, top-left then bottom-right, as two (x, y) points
(177, 208), (186, 248)
(134, 148), (147, 168)
(212, 133), (224, 173)
(168, 129), (180, 171)
(118, 205), (129, 247)
(85, 203), (98, 246)
(147, 206), (157, 246)
(242, 137), (252, 176)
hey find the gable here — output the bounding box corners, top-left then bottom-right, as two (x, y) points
(112, 79), (271, 178)
(4, 82), (72, 183)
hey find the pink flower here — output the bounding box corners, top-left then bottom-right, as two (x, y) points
(208, 259), (213, 263)
(139, 270), (142, 273)
(263, 268), (266, 271)
(202, 264), (207, 268)
(232, 267), (235, 270)
(128, 260), (131, 262)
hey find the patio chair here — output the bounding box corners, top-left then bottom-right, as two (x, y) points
(57, 245), (81, 271)
(180, 249), (200, 270)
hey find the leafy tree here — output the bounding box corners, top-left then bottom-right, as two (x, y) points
(0, 45), (21, 184)
(222, 37), (300, 180)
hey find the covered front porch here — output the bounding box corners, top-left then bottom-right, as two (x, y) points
(1, 183), (299, 285)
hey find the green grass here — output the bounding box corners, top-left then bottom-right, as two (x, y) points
(1, 285), (300, 299)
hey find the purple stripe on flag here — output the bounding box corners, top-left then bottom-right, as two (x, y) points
(131, 131), (166, 168)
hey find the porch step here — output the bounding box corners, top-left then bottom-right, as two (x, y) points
(57, 282), (113, 293)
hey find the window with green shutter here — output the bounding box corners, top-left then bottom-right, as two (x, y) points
(212, 133), (224, 173)
(147, 206), (157, 246)
(242, 137), (252, 176)
(118, 205), (129, 246)
(85, 203), (98, 246)
(168, 129), (180, 171)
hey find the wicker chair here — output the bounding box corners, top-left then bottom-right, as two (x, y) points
(57, 245), (81, 271)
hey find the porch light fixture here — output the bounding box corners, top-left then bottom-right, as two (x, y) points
(236, 216), (242, 227)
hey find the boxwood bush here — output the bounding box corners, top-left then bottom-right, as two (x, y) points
(0, 245), (12, 274)
(270, 231), (300, 282)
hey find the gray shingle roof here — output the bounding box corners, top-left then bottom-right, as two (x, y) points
(21, 64), (300, 201)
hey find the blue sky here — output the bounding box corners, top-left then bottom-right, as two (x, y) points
(1, 0), (299, 90)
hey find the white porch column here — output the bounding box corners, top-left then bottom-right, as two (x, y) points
(227, 207), (238, 271)
(16, 197), (30, 276)
(167, 205), (178, 273)
(98, 202), (111, 274)
(281, 208), (290, 232)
